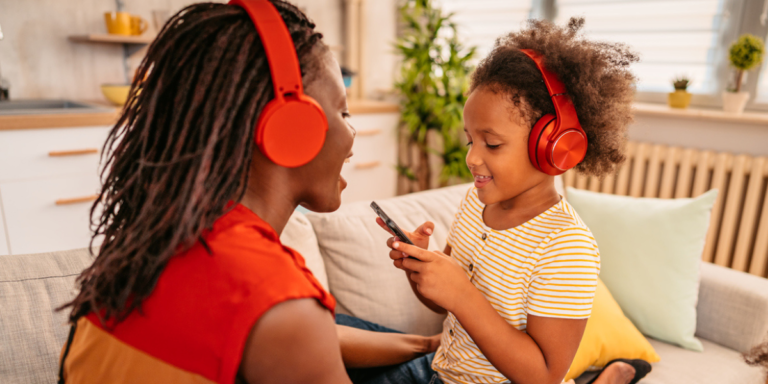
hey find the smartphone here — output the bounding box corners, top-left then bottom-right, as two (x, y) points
(370, 201), (414, 245)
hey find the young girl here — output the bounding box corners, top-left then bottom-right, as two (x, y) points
(339, 18), (643, 384)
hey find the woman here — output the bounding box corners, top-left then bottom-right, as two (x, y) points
(58, 2), (435, 383)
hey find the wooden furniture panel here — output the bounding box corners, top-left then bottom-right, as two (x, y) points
(341, 112), (399, 203)
(0, 126), (111, 182)
(0, 174), (103, 255)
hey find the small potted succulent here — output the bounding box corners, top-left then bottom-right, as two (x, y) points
(668, 76), (692, 109)
(723, 34), (765, 113)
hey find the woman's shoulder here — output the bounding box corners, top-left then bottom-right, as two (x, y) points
(180, 206), (328, 298)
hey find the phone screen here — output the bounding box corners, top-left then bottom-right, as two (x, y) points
(370, 202), (414, 245)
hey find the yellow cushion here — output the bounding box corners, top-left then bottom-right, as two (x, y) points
(564, 279), (661, 381)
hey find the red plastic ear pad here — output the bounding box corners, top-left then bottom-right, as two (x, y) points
(528, 114), (556, 172)
(257, 94), (328, 168)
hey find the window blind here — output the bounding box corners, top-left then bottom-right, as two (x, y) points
(436, 0), (535, 58)
(555, 0), (729, 93)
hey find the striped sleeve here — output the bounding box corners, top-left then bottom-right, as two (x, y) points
(446, 187), (474, 248)
(526, 225), (601, 319)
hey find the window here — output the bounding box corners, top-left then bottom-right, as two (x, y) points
(432, 0), (768, 110)
(555, 0), (729, 94)
(756, 29), (768, 102)
(437, 0), (535, 58)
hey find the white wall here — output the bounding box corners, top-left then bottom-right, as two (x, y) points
(0, 0), (345, 101)
(359, 0), (398, 99)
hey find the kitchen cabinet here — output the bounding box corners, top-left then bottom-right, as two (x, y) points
(1, 174), (102, 255)
(0, 100), (399, 255)
(0, 125), (110, 255)
(341, 111), (399, 204)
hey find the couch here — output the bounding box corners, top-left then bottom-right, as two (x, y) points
(1, 184), (767, 384)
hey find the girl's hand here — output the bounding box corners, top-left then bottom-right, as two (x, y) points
(391, 241), (472, 313)
(377, 218), (433, 252)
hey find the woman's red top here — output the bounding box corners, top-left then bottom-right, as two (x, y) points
(63, 204), (335, 383)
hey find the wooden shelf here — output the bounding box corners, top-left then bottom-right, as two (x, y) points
(68, 34), (155, 45)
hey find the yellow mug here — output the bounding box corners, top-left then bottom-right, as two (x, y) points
(130, 15), (149, 36)
(104, 12), (132, 36)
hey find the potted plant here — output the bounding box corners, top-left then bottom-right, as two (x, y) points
(668, 76), (692, 109)
(394, 0), (476, 192)
(723, 34), (765, 113)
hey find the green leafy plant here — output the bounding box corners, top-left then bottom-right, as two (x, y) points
(672, 76), (690, 91)
(728, 34), (765, 93)
(394, 0), (476, 191)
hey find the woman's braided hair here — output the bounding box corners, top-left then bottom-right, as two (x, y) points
(60, 1), (327, 324)
(470, 18), (639, 177)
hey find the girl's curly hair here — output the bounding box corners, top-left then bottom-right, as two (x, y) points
(469, 17), (639, 177)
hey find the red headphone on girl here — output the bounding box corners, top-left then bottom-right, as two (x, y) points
(230, 0), (328, 168)
(520, 49), (588, 176)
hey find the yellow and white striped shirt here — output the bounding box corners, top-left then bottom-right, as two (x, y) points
(432, 187), (601, 384)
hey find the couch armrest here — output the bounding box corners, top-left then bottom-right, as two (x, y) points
(695, 262), (768, 353)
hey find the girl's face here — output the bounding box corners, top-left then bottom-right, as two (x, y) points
(463, 86), (548, 205)
(295, 50), (356, 212)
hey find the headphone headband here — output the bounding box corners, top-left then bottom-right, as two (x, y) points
(227, 0), (328, 168)
(230, 0), (303, 97)
(519, 49), (580, 140)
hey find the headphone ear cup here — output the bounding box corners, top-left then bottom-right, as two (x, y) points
(528, 114), (556, 173)
(548, 128), (588, 173)
(256, 95), (328, 168)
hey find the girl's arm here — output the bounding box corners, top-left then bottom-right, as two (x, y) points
(451, 287), (586, 384)
(336, 325), (440, 368)
(391, 242), (585, 384)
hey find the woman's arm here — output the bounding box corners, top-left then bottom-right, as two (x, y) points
(238, 298), (351, 384)
(336, 325), (440, 368)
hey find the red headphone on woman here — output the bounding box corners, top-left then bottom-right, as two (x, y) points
(520, 49), (588, 176)
(230, 0), (328, 168)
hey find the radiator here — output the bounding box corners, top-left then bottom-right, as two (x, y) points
(563, 141), (768, 278)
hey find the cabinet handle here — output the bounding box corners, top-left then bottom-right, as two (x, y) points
(355, 161), (381, 170)
(49, 148), (99, 157)
(356, 128), (381, 137)
(55, 194), (99, 206)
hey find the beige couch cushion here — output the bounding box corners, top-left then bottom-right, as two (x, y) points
(306, 184), (471, 335)
(280, 210), (329, 290)
(695, 262), (768, 354)
(0, 248), (94, 384)
(642, 338), (766, 384)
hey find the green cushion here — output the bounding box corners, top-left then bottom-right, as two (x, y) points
(566, 187), (718, 352)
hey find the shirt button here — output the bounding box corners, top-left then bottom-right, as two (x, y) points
(449, 329), (454, 336)
(481, 233), (487, 240)
(469, 263), (474, 272)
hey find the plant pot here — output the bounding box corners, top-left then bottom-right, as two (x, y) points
(667, 90), (692, 109)
(722, 91), (750, 114)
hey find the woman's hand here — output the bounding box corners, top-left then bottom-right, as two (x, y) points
(391, 241), (472, 314)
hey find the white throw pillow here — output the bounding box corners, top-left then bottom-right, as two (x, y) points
(305, 184), (470, 335)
